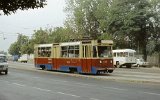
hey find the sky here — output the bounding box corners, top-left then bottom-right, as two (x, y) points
(0, 0), (66, 52)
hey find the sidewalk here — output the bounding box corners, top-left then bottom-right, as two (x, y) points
(9, 61), (160, 84)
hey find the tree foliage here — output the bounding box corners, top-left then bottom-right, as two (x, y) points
(65, 0), (110, 39)
(8, 27), (78, 55)
(8, 34), (30, 55)
(0, 0), (46, 15)
(8, 42), (20, 55)
(31, 28), (49, 44)
(8, 0), (160, 63)
(107, 0), (156, 60)
(65, 0), (160, 61)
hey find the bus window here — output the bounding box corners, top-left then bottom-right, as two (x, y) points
(120, 52), (123, 57)
(129, 53), (134, 57)
(124, 52), (128, 57)
(114, 53), (116, 57)
(117, 53), (120, 57)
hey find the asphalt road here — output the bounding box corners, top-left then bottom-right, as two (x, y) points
(0, 65), (160, 100)
(8, 61), (160, 84)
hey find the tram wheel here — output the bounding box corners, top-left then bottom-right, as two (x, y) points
(108, 70), (113, 73)
(96, 71), (100, 75)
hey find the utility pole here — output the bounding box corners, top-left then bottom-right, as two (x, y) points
(0, 32), (7, 40)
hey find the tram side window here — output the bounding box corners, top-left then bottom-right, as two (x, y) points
(61, 45), (79, 58)
(68, 46), (74, 57)
(46, 47), (51, 57)
(38, 47), (51, 57)
(75, 45), (79, 57)
(61, 46), (68, 57)
(38, 47), (42, 57)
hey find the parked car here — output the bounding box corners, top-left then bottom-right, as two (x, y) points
(133, 58), (149, 67)
(18, 54), (28, 63)
(0, 54), (8, 75)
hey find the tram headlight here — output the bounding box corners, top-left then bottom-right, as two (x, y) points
(100, 60), (102, 64)
(110, 60), (113, 64)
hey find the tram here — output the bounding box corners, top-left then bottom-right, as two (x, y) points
(34, 40), (115, 74)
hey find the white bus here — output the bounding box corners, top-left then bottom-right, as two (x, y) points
(113, 49), (136, 68)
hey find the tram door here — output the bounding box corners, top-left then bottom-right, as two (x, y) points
(53, 46), (58, 70)
(82, 45), (92, 73)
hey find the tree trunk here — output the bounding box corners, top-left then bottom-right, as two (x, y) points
(141, 33), (147, 61)
(142, 45), (147, 61)
(158, 52), (160, 67)
(141, 29), (148, 61)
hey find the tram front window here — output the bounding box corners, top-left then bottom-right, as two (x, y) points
(98, 46), (112, 58)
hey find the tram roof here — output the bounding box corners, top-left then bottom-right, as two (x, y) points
(36, 44), (53, 47)
(60, 41), (81, 46)
(101, 40), (113, 44)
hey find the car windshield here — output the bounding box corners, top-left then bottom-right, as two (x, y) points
(140, 59), (144, 62)
(0, 56), (6, 62)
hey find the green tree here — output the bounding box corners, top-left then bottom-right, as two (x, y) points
(31, 28), (49, 44)
(150, 0), (160, 67)
(0, 0), (46, 15)
(8, 34), (29, 55)
(48, 27), (78, 43)
(65, 0), (110, 39)
(65, 0), (160, 61)
(107, 0), (158, 61)
(8, 42), (20, 55)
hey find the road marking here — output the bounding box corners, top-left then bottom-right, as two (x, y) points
(57, 92), (80, 98)
(143, 92), (160, 96)
(75, 82), (127, 91)
(53, 79), (69, 83)
(104, 86), (127, 91)
(12, 83), (26, 87)
(75, 82), (95, 86)
(32, 86), (81, 98)
(1, 80), (80, 98)
(32, 77), (40, 79)
(32, 87), (51, 92)
(90, 98), (100, 100)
